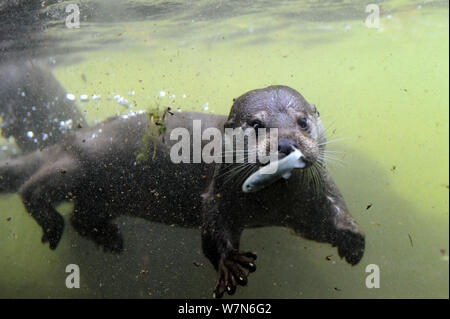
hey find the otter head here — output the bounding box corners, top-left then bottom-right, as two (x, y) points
(223, 85), (326, 192)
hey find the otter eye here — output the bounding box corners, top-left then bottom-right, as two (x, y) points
(298, 118), (308, 130)
(249, 119), (264, 130)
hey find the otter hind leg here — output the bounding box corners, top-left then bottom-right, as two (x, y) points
(71, 204), (123, 254)
(18, 154), (79, 250)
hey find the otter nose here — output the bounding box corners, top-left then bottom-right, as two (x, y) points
(278, 138), (299, 156)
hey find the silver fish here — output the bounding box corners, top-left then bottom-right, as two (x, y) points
(242, 149), (305, 193)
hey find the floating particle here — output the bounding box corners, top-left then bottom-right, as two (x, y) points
(202, 102), (209, 111)
(366, 204), (372, 210)
(59, 119), (73, 131)
(440, 249), (446, 255)
(80, 94), (89, 101)
(117, 97), (129, 106)
(193, 261), (203, 267)
(177, 108), (181, 113)
(91, 94), (101, 100)
(20, 91), (26, 97)
(66, 93), (76, 101)
(408, 233), (413, 247)
(370, 221), (380, 226)
(31, 106), (36, 111)
(159, 91), (166, 97)
(325, 254), (333, 261)
(334, 287), (341, 291)
(128, 91), (135, 96)
(42, 133), (48, 141)
(181, 94), (187, 98)
(6, 217), (11, 222)
(26, 131), (34, 138)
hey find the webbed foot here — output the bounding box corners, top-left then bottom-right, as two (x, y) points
(213, 250), (257, 298)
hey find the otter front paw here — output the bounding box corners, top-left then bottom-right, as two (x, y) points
(41, 215), (65, 250)
(335, 229), (365, 265)
(213, 250), (257, 299)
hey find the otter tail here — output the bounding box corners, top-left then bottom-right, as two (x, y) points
(0, 151), (43, 193)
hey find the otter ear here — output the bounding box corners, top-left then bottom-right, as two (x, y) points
(311, 104), (320, 117)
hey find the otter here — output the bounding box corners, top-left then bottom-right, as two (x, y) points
(0, 85), (364, 298)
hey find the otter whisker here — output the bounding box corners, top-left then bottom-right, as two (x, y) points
(234, 163), (258, 187)
(223, 163), (255, 186)
(218, 162), (249, 180)
(320, 153), (346, 168)
(318, 137), (348, 146)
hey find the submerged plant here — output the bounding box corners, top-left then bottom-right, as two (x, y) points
(135, 104), (172, 164)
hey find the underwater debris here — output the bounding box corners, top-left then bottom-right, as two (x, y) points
(334, 287), (341, 291)
(135, 105), (172, 164)
(6, 217), (11, 222)
(408, 233), (414, 247)
(325, 254), (333, 261)
(140, 269), (149, 275)
(193, 261), (203, 267)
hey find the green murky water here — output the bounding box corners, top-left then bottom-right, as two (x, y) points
(0, 0), (448, 298)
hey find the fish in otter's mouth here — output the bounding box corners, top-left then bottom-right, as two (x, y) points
(242, 147), (306, 193)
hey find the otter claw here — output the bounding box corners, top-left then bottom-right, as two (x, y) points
(41, 217), (64, 250)
(213, 250), (257, 298)
(335, 229), (365, 265)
